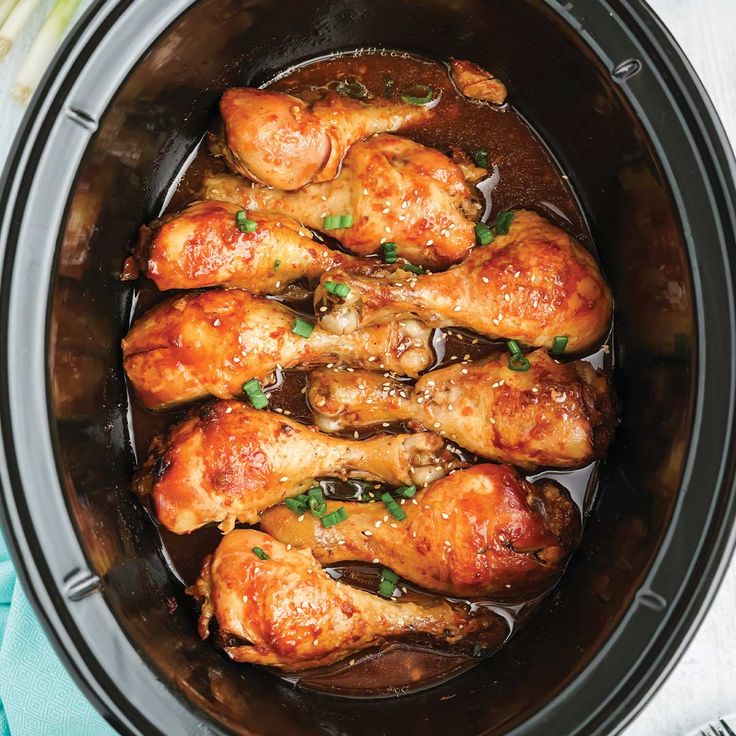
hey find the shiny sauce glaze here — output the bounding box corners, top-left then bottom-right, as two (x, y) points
(128, 51), (612, 697)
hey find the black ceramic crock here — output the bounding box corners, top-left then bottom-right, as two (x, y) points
(0, 0), (734, 734)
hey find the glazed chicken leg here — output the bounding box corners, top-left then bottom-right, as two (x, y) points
(135, 401), (456, 534)
(203, 134), (484, 269)
(308, 349), (616, 469)
(260, 464), (581, 598)
(188, 530), (507, 671)
(136, 200), (372, 292)
(314, 209), (612, 353)
(122, 288), (432, 409)
(212, 88), (432, 190)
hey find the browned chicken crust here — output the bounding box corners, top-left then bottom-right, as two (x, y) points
(134, 401), (457, 534)
(308, 349), (616, 469)
(212, 88), (432, 190)
(187, 529), (508, 671)
(315, 209), (612, 353)
(450, 59), (508, 105)
(122, 288), (433, 409)
(138, 200), (373, 292)
(202, 134), (484, 269)
(261, 464), (580, 598)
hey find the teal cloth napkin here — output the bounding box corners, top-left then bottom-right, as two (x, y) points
(0, 534), (115, 735)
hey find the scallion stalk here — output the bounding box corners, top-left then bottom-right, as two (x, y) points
(0, 0), (20, 33)
(0, 0), (42, 60)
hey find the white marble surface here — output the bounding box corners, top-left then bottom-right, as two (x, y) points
(0, 2), (734, 735)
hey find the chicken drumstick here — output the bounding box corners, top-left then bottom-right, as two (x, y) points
(203, 134), (484, 269)
(134, 401), (456, 534)
(122, 288), (433, 410)
(188, 529), (507, 671)
(308, 349), (616, 470)
(314, 209), (612, 353)
(212, 88), (432, 190)
(260, 464), (580, 599)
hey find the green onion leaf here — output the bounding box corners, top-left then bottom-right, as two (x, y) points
(321, 506), (348, 528)
(378, 567), (400, 598)
(506, 339), (522, 356)
(382, 241), (398, 264)
(307, 487), (327, 517)
(508, 353), (531, 372)
(252, 546), (269, 560)
(475, 222), (494, 245)
(472, 644), (485, 658)
(494, 210), (515, 235)
(285, 496), (308, 515)
(273, 259), (281, 271)
(235, 210), (257, 233)
(551, 335), (568, 356)
(395, 485), (416, 498)
(401, 263), (425, 275)
(323, 214), (353, 230)
(324, 281), (351, 299)
(242, 378), (268, 409)
(292, 317), (315, 339)
(474, 149), (489, 169)
(335, 78), (368, 99)
(381, 492), (407, 521)
(400, 83), (433, 105)
(384, 76), (395, 98)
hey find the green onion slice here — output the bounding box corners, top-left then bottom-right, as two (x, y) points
(395, 485), (417, 498)
(324, 281), (351, 299)
(401, 263), (425, 275)
(292, 317), (315, 339)
(472, 644), (485, 658)
(335, 78), (368, 99)
(252, 547), (269, 560)
(273, 259), (281, 271)
(321, 506), (349, 528)
(381, 492), (407, 521)
(242, 378), (268, 409)
(400, 83), (433, 105)
(550, 335), (569, 356)
(384, 77), (395, 98)
(474, 149), (489, 168)
(494, 210), (515, 235)
(307, 486), (327, 517)
(378, 568), (400, 598)
(475, 222), (494, 246)
(235, 210), (257, 233)
(382, 241), (398, 264)
(285, 495), (309, 515)
(506, 339), (522, 356)
(323, 214), (353, 230)
(508, 353), (531, 372)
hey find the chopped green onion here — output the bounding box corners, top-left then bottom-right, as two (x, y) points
(252, 546), (269, 560)
(401, 263), (425, 275)
(321, 506), (348, 528)
(335, 78), (368, 99)
(381, 492), (406, 521)
(0, 0), (44, 63)
(324, 281), (351, 299)
(472, 644), (485, 658)
(401, 83), (434, 105)
(307, 486), (323, 498)
(508, 353), (531, 372)
(307, 486), (327, 517)
(382, 241), (398, 264)
(475, 222), (494, 246)
(242, 378), (269, 409)
(378, 568), (400, 598)
(384, 76), (394, 98)
(323, 214), (353, 230)
(395, 485), (416, 498)
(494, 210), (515, 235)
(0, 0), (20, 32)
(506, 339), (522, 356)
(292, 317), (315, 339)
(474, 149), (489, 169)
(285, 495), (309, 515)
(235, 210), (257, 232)
(551, 335), (569, 356)
(273, 259), (281, 271)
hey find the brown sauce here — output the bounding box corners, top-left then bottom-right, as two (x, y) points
(127, 51), (612, 698)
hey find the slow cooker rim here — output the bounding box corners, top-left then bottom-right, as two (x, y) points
(0, 1), (734, 735)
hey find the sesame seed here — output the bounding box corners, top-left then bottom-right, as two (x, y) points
(453, 305), (462, 312)
(242, 595), (248, 603)
(441, 512), (449, 520)
(280, 476), (289, 482)
(363, 530), (373, 536)
(481, 277), (489, 284)
(213, 318), (221, 327)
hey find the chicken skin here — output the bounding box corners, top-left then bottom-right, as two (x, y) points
(122, 289), (432, 410)
(307, 349), (616, 470)
(188, 530), (507, 671)
(212, 88), (432, 190)
(137, 200), (372, 293)
(203, 134), (484, 269)
(450, 59), (508, 105)
(134, 401), (456, 534)
(260, 464), (580, 599)
(315, 210), (612, 353)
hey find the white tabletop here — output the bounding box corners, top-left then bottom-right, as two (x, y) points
(0, 2), (735, 735)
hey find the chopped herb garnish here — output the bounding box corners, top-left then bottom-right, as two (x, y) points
(324, 281), (351, 299)
(475, 222), (494, 246)
(285, 495), (309, 515)
(321, 506), (349, 528)
(495, 210), (515, 235)
(235, 210), (257, 233)
(474, 148), (489, 169)
(401, 263), (425, 275)
(384, 76), (395, 98)
(323, 214), (354, 230)
(472, 644), (485, 658)
(292, 317), (315, 339)
(508, 352), (531, 372)
(401, 83), (433, 105)
(382, 241), (398, 264)
(252, 546), (269, 560)
(381, 492), (407, 521)
(242, 378), (268, 409)
(335, 78), (368, 99)
(506, 339), (522, 356)
(395, 485), (417, 499)
(307, 486), (327, 517)
(273, 259), (281, 271)
(551, 335), (569, 356)
(378, 567), (400, 598)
